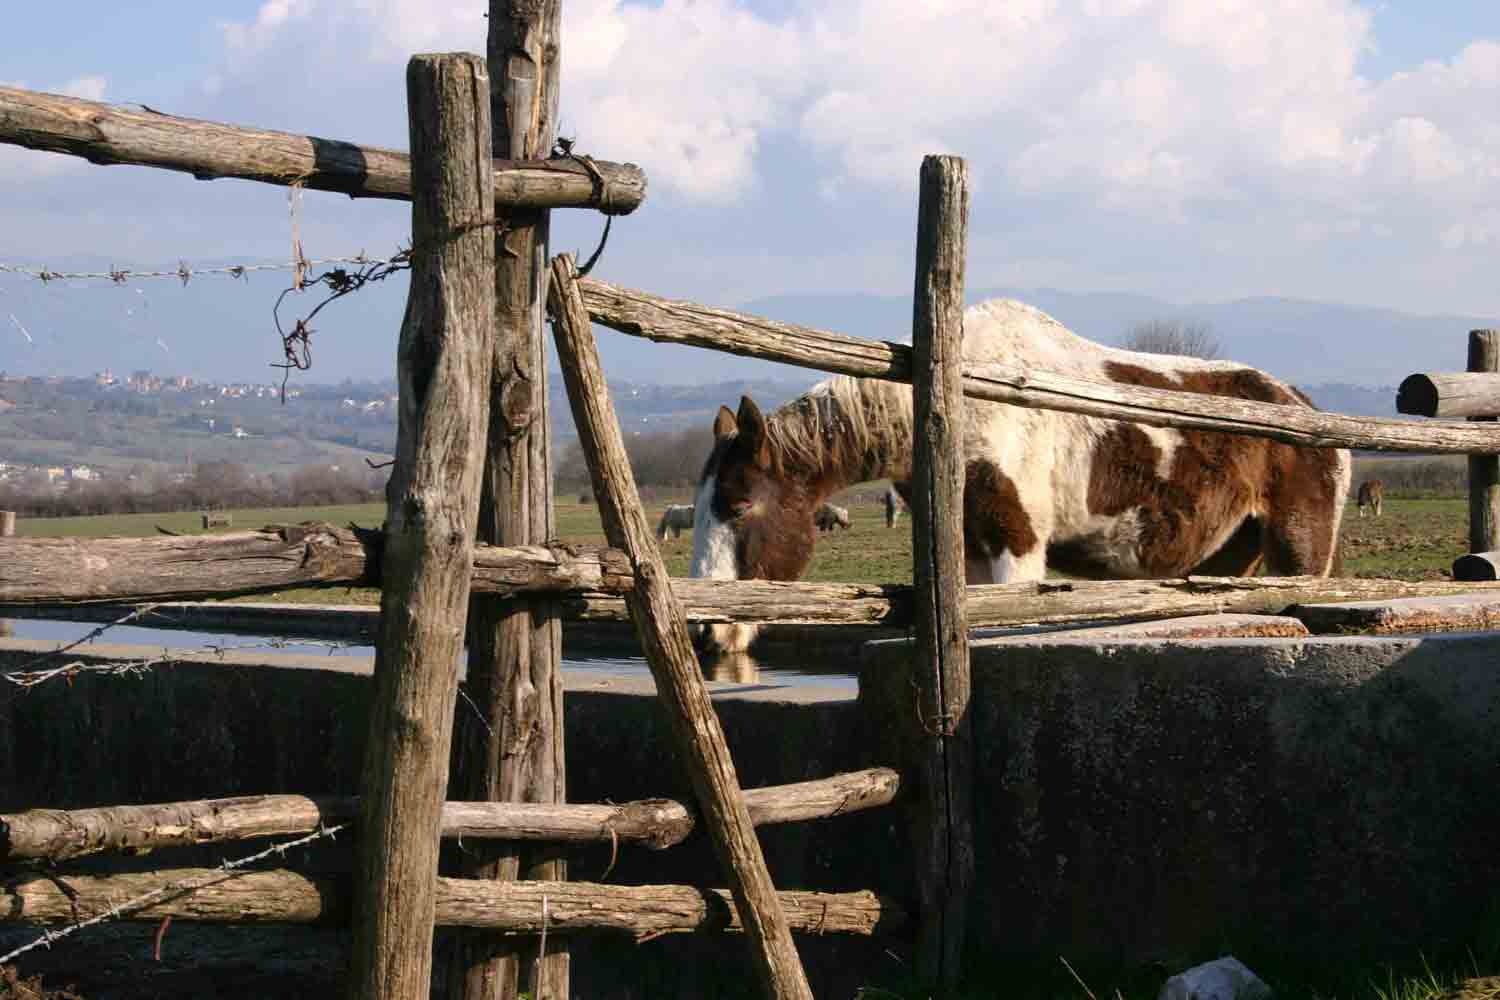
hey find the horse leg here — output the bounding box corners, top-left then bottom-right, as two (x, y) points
(1261, 453), (1348, 576)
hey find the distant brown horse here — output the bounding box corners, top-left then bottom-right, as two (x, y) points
(1357, 480), (1384, 517)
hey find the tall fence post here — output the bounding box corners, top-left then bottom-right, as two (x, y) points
(908, 153), (975, 989)
(445, 1), (568, 997)
(1469, 330), (1500, 555)
(347, 52), (495, 1000)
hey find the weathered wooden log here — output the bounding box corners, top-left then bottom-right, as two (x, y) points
(350, 55), (496, 1000)
(1453, 552), (1500, 582)
(0, 871), (905, 937)
(0, 85), (644, 215)
(907, 154), (975, 989)
(448, 2), (570, 996)
(8, 572), (1500, 631)
(1397, 372), (1500, 418)
(578, 278), (1500, 455)
(0, 523), (633, 605)
(550, 255), (815, 1000)
(1469, 332), (1500, 555)
(0, 770), (900, 862)
(561, 575), (1500, 629)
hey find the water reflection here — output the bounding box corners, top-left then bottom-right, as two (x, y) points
(704, 651), (760, 684)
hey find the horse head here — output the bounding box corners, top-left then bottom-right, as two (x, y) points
(691, 395), (819, 582)
(690, 395), (820, 653)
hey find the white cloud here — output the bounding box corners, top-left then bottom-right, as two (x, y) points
(188, 1), (1500, 298)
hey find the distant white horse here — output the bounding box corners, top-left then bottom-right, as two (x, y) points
(656, 503), (695, 540)
(814, 502), (850, 532)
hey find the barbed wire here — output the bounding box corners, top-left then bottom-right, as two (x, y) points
(0, 255), (408, 286)
(2, 612), (359, 691)
(0, 822), (348, 967)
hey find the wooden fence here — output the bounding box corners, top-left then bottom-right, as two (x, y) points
(7, 11), (1500, 1000)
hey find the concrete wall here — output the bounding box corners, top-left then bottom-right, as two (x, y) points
(863, 632), (1500, 964)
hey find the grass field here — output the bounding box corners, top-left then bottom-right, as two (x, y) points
(13, 494), (1471, 594)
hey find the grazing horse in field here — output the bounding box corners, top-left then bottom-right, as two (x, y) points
(690, 299), (1350, 652)
(814, 502), (851, 532)
(656, 503), (695, 540)
(1357, 480), (1384, 517)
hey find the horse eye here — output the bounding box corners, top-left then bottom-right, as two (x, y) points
(728, 499), (752, 518)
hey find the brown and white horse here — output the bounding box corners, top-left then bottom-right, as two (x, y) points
(690, 299), (1350, 652)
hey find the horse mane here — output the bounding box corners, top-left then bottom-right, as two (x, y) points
(763, 375), (913, 488)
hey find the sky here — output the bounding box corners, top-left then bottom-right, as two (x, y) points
(4, 0), (1500, 384)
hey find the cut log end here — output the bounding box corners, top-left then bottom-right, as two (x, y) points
(1396, 374), (1439, 417)
(1453, 552), (1500, 582)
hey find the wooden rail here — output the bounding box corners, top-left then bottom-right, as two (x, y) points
(0, 523), (632, 605)
(1, 871), (906, 937)
(7, 568), (1500, 630)
(0, 769), (900, 862)
(551, 254), (815, 999)
(0, 84), (645, 215)
(578, 277), (1500, 454)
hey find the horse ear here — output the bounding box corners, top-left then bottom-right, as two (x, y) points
(712, 405), (737, 440)
(737, 396), (771, 468)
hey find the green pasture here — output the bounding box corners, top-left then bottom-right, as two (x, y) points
(10, 495), (1473, 596)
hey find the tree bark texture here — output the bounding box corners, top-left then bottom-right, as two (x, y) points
(1, 871), (906, 937)
(577, 277), (1500, 454)
(0, 85), (643, 214)
(446, 3), (568, 997)
(0, 770), (900, 862)
(907, 155), (975, 989)
(0, 524), (631, 605)
(1469, 332), (1500, 554)
(348, 54), (496, 1000)
(549, 255), (816, 1000)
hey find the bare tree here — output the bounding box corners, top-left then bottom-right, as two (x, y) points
(1122, 318), (1221, 360)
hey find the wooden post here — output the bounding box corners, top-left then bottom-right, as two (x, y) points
(549, 254), (815, 1000)
(1470, 330), (1500, 555)
(347, 53), (495, 1000)
(908, 154), (975, 989)
(445, 1), (567, 997)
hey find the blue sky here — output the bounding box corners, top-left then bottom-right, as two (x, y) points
(4, 1), (1500, 384)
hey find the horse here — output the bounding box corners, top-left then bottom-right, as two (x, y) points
(1356, 480), (1384, 518)
(690, 298), (1350, 653)
(656, 503), (695, 540)
(814, 502), (851, 532)
(883, 486), (904, 528)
